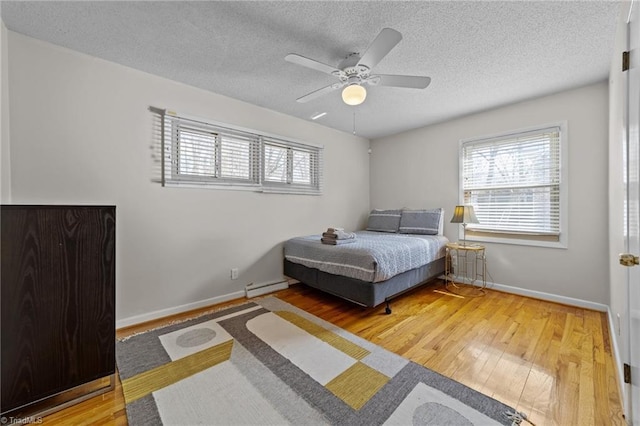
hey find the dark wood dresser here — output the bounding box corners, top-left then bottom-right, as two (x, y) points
(1, 205), (116, 418)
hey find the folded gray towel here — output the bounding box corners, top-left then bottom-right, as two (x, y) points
(321, 237), (356, 245)
(323, 229), (356, 240)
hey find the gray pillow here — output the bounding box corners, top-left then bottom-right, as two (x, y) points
(398, 208), (443, 235)
(366, 209), (402, 233)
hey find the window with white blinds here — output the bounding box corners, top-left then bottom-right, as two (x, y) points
(460, 124), (566, 246)
(155, 108), (322, 194)
(262, 137), (321, 194)
(171, 121), (260, 185)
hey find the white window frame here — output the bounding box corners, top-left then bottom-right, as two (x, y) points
(170, 119), (260, 187)
(154, 108), (323, 195)
(261, 137), (322, 194)
(458, 122), (568, 248)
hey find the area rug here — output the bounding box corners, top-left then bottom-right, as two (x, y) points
(116, 297), (518, 425)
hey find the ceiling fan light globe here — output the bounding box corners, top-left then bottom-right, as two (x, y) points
(342, 84), (367, 106)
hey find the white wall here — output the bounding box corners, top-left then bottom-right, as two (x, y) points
(1, 20), (10, 203)
(6, 32), (370, 324)
(371, 82), (609, 304)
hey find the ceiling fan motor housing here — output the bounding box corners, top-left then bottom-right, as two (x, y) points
(346, 75), (362, 86)
(337, 53), (371, 83)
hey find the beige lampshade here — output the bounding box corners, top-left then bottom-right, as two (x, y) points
(450, 205), (479, 224)
(342, 84), (367, 106)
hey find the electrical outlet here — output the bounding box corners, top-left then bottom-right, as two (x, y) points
(231, 268), (239, 280)
(617, 313), (621, 336)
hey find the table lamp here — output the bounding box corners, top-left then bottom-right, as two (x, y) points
(450, 205), (479, 246)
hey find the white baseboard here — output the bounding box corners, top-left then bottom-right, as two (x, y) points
(438, 275), (609, 311)
(606, 307), (628, 418)
(488, 281), (608, 312)
(116, 290), (245, 329)
(245, 280), (289, 298)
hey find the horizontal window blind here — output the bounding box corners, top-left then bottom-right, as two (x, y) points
(262, 136), (323, 194)
(153, 107), (322, 194)
(164, 114), (260, 186)
(264, 144), (288, 183)
(462, 127), (561, 235)
(176, 125), (218, 179)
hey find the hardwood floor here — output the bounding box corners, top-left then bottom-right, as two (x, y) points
(43, 280), (625, 425)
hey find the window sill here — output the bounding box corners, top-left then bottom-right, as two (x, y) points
(462, 233), (567, 249)
(159, 180), (321, 195)
(260, 187), (322, 196)
(163, 181), (260, 192)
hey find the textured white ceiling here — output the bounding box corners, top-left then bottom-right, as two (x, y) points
(0, 1), (621, 139)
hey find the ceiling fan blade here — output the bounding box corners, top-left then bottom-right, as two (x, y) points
(374, 74), (431, 89)
(357, 28), (403, 70)
(285, 53), (341, 76)
(296, 83), (341, 103)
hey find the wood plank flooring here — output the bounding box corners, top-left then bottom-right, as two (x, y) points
(42, 280), (625, 425)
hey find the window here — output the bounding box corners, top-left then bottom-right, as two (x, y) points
(460, 123), (566, 247)
(172, 123), (258, 184)
(154, 108), (322, 194)
(262, 137), (320, 193)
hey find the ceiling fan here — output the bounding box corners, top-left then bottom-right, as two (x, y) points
(285, 28), (431, 106)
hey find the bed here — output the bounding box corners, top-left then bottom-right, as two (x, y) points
(283, 208), (449, 313)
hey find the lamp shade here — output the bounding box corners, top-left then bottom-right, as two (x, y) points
(342, 84), (367, 106)
(450, 205), (479, 224)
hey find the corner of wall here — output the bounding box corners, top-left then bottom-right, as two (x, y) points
(1, 20), (11, 203)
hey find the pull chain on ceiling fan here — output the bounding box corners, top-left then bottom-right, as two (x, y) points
(353, 109), (356, 135)
(285, 28), (431, 106)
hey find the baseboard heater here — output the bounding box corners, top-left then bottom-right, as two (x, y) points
(245, 280), (289, 298)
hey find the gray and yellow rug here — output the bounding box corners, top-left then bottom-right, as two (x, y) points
(116, 297), (517, 425)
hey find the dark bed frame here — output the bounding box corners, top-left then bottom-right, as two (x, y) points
(283, 257), (445, 314)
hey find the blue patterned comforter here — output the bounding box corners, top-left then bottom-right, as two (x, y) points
(284, 231), (448, 282)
